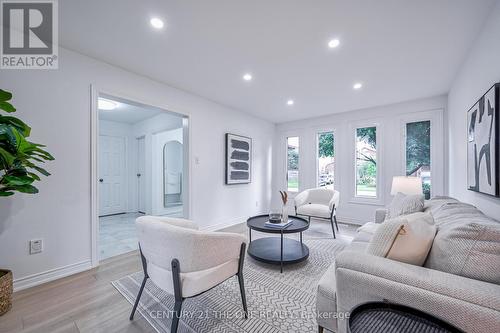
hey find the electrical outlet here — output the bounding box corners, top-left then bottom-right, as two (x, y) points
(29, 239), (43, 254)
(255, 201), (259, 207)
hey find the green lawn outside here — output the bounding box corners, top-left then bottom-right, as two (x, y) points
(356, 184), (376, 197)
(287, 179), (299, 191)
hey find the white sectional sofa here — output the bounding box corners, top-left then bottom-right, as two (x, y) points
(316, 197), (500, 333)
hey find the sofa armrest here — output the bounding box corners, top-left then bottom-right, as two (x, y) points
(374, 208), (388, 223)
(334, 251), (500, 333)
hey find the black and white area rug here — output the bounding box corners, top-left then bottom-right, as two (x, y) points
(112, 238), (346, 333)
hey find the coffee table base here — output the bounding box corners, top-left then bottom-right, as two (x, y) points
(248, 237), (309, 272)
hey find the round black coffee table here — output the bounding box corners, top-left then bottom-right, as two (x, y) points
(247, 214), (309, 273)
(348, 302), (463, 333)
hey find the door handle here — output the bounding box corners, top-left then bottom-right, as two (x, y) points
(99, 179), (103, 182)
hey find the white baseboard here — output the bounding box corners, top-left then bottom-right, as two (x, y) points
(199, 214), (262, 232)
(13, 260), (92, 292)
(336, 215), (365, 226)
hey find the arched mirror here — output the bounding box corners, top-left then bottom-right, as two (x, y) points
(163, 140), (183, 208)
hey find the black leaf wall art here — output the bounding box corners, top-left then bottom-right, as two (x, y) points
(467, 83), (499, 197)
(226, 133), (252, 184)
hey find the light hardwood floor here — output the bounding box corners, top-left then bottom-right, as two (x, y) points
(0, 220), (358, 333)
(0, 251), (151, 333)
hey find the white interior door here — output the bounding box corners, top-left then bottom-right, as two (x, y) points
(137, 137), (146, 213)
(99, 135), (126, 216)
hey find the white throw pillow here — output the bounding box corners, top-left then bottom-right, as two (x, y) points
(366, 212), (436, 266)
(387, 192), (424, 219)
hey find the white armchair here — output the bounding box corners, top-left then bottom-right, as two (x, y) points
(129, 216), (248, 333)
(294, 188), (340, 238)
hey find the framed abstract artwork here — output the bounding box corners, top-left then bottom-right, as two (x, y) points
(467, 83), (499, 197)
(225, 133), (252, 184)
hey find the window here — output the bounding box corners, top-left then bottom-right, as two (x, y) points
(317, 131), (335, 189)
(355, 127), (377, 197)
(287, 137), (299, 192)
(405, 120), (431, 199)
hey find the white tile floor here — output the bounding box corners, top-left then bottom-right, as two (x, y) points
(98, 206), (184, 260)
(99, 212), (143, 260)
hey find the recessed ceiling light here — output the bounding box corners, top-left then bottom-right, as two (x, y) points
(353, 82), (363, 90)
(287, 99), (294, 106)
(243, 73), (252, 81)
(150, 17), (164, 29)
(328, 39), (340, 48)
(98, 98), (118, 110)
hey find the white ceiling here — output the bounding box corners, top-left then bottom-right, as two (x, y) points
(98, 95), (163, 124)
(61, 0), (497, 123)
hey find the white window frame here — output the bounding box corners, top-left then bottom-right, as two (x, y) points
(315, 129), (337, 189)
(350, 120), (384, 205)
(284, 134), (301, 194)
(399, 109), (444, 197)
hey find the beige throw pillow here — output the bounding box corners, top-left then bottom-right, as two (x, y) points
(367, 212), (436, 266)
(387, 192), (424, 219)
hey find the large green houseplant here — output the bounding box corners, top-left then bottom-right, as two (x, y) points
(0, 88), (54, 315)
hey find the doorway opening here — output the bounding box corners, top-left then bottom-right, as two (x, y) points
(96, 93), (189, 260)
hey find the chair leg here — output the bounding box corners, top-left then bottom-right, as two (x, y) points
(129, 275), (147, 320)
(171, 258), (184, 332)
(318, 325), (324, 333)
(130, 245), (149, 320)
(238, 243), (248, 318)
(334, 214), (339, 231)
(171, 300), (183, 333)
(330, 217), (336, 239)
(238, 270), (248, 319)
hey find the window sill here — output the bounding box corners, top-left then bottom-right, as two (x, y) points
(348, 196), (385, 206)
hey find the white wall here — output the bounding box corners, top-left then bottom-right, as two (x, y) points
(0, 47), (274, 290)
(274, 96), (446, 224)
(447, 2), (500, 220)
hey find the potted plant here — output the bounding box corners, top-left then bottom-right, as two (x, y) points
(0, 89), (54, 315)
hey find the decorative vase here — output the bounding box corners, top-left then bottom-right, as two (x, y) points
(268, 208), (282, 223)
(282, 205), (288, 223)
(0, 269), (12, 316)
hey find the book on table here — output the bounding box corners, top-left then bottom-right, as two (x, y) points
(264, 219), (293, 229)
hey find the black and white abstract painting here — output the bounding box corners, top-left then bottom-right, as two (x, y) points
(467, 83), (499, 197)
(226, 133), (252, 184)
